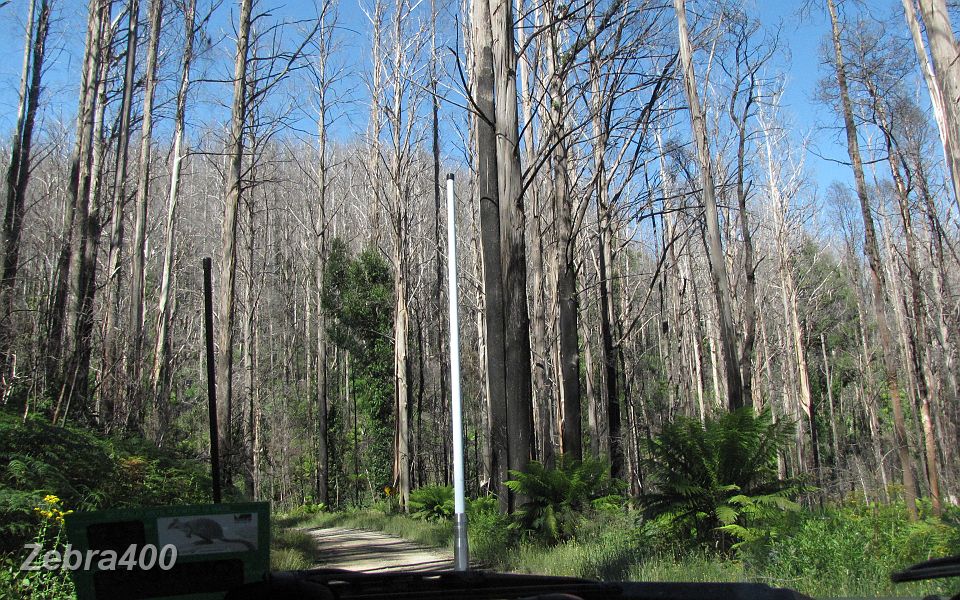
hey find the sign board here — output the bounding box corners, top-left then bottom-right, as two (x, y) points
(64, 502), (270, 600)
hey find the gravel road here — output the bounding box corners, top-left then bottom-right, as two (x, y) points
(303, 527), (454, 573)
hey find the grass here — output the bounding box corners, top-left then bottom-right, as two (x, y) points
(270, 524), (317, 571)
(509, 526), (640, 580)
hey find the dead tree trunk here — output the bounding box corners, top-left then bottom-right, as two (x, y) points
(60, 3), (115, 423)
(915, 0), (960, 211)
(730, 64), (757, 407)
(313, 0), (333, 507)
(517, 0), (553, 467)
(546, 4), (582, 462)
(128, 0), (163, 432)
(592, 35), (620, 475)
(429, 0), (448, 494)
(489, 0), (534, 503)
(826, 0), (918, 519)
(871, 93), (943, 515)
(366, 0), (385, 248)
(901, 0), (960, 208)
(1, 0), (50, 398)
(152, 0), (195, 429)
(47, 0), (108, 416)
(100, 0), (141, 427)
(674, 0), (744, 411)
(216, 0), (253, 485)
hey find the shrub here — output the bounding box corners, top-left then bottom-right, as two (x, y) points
(288, 502), (327, 518)
(467, 495), (514, 567)
(468, 494), (498, 516)
(0, 409), (210, 552)
(506, 456), (623, 544)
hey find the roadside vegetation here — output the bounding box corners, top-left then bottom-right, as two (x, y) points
(0, 408), (210, 599)
(2, 402), (956, 599)
(281, 485), (959, 598)
(280, 409), (960, 599)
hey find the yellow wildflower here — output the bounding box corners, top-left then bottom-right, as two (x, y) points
(34, 495), (72, 523)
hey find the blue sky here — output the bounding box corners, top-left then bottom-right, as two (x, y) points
(0, 0), (889, 194)
(757, 1), (851, 189)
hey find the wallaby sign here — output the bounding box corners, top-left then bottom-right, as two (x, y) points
(159, 514), (258, 554)
(63, 502), (269, 600)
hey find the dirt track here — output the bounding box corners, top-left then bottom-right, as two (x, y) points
(303, 527), (453, 573)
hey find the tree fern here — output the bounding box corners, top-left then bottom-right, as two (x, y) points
(641, 407), (806, 551)
(408, 485), (454, 521)
(505, 456), (622, 544)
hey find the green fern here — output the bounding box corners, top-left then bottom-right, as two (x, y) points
(641, 407), (807, 551)
(506, 456), (623, 544)
(408, 485), (454, 521)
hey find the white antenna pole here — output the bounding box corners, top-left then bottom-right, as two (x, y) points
(446, 173), (469, 571)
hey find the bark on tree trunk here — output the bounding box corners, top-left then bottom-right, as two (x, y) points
(314, 9), (330, 505)
(917, 164), (959, 498)
(389, 3), (411, 512)
(516, 0), (553, 467)
(100, 0), (140, 429)
(60, 8), (114, 423)
(902, 0), (960, 209)
(595, 118), (620, 475)
(874, 101), (942, 515)
(128, 0), (163, 433)
(393, 191), (411, 510)
(367, 0), (385, 248)
(821, 334), (841, 472)
(546, 10), (582, 462)
(48, 0), (108, 420)
(489, 0), (533, 506)
(429, 0), (448, 496)
(152, 0), (195, 433)
(733, 94), (757, 408)
(472, 0), (510, 510)
(242, 194), (257, 496)
(915, 0), (960, 212)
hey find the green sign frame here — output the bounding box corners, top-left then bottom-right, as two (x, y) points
(64, 502), (270, 600)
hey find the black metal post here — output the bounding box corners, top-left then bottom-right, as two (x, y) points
(203, 258), (222, 503)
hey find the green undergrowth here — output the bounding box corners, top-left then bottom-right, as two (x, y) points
(0, 408), (212, 599)
(740, 499), (960, 598)
(280, 499), (960, 598)
(0, 408), (211, 553)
